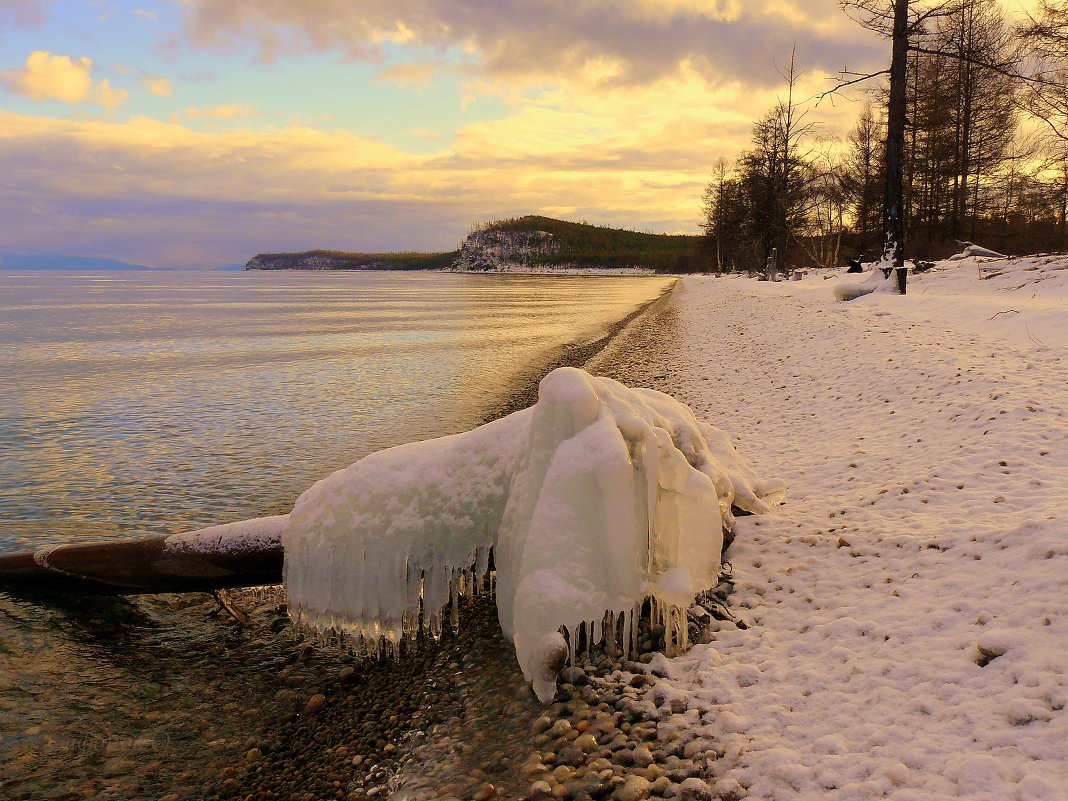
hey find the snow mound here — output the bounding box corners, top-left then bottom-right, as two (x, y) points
(833, 268), (897, 301)
(283, 367), (784, 701)
(947, 242), (1006, 260)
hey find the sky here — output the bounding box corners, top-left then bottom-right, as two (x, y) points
(0, 0), (1032, 267)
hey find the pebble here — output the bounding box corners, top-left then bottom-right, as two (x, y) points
(549, 719), (572, 737)
(304, 693), (326, 713)
(471, 782), (495, 801)
(559, 667), (587, 686)
(575, 733), (598, 753)
(528, 780), (552, 799)
(631, 746), (654, 768)
(245, 748), (262, 762)
(677, 777), (713, 801)
(619, 776), (651, 801)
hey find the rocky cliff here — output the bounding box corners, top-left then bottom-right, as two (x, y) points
(246, 253), (353, 270)
(452, 227), (560, 271)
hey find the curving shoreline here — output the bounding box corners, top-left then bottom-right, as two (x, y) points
(200, 277), (714, 801)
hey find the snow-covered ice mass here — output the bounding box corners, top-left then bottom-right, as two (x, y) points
(282, 367), (785, 702)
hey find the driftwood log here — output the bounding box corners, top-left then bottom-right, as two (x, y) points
(0, 516), (286, 595)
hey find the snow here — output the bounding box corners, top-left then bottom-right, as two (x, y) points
(832, 267), (896, 301)
(628, 264), (1068, 799)
(947, 242), (1007, 260)
(281, 366), (783, 702)
(163, 515), (287, 554)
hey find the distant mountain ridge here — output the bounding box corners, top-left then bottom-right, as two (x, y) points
(0, 253), (153, 271)
(245, 216), (706, 273)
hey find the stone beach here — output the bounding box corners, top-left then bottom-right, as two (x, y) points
(197, 284), (726, 801)
(206, 582), (730, 801)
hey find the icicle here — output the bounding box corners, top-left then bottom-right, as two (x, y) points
(475, 546), (490, 583)
(428, 609), (442, 641)
(450, 579), (460, 635)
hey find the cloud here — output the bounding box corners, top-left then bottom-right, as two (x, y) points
(180, 0), (884, 88)
(134, 7), (158, 22)
(186, 103), (259, 119)
(375, 62), (437, 87)
(1, 50), (129, 107)
(95, 78), (129, 108)
(3, 50), (93, 102)
(142, 75), (173, 96)
(0, 0), (47, 28)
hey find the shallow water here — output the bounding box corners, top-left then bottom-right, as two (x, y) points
(0, 269), (672, 800)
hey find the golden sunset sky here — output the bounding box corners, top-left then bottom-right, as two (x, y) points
(0, 0), (1038, 266)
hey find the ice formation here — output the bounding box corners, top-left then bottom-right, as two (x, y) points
(283, 367), (785, 701)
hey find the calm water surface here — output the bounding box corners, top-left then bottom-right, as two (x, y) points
(0, 270), (671, 551)
(0, 269), (672, 800)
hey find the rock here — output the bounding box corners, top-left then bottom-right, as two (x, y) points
(556, 744), (585, 767)
(529, 781), (552, 799)
(471, 783), (495, 801)
(631, 747), (654, 768)
(304, 694), (326, 713)
(560, 667), (587, 686)
(575, 733), (598, 753)
(551, 766), (573, 783)
(246, 748), (263, 762)
(586, 780), (613, 799)
(677, 778), (713, 801)
(619, 776), (651, 801)
(339, 667), (358, 684)
(650, 777), (672, 796)
(352, 754), (365, 766)
(549, 719), (572, 737)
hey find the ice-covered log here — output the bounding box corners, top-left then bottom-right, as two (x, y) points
(283, 367), (785, 701)
(0, 516), (286, 594)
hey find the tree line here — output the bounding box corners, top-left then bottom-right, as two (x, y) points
(701, 0), (1068, 273)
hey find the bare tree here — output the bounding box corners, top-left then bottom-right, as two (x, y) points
(841, 102), (886, 254)
(701, 158), (732, 273)
(828, 0), (1062, 270)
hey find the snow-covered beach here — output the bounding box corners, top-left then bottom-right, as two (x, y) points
(599, 259), (1067, 800)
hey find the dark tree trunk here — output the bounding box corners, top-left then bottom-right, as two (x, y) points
(884, 0), (910, 270)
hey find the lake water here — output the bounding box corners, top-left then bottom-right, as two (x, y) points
(0, 269), (673, 801)
(0, 270), (672, 552)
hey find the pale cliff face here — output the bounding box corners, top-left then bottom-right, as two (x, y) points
(454, 228), (558, 271)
